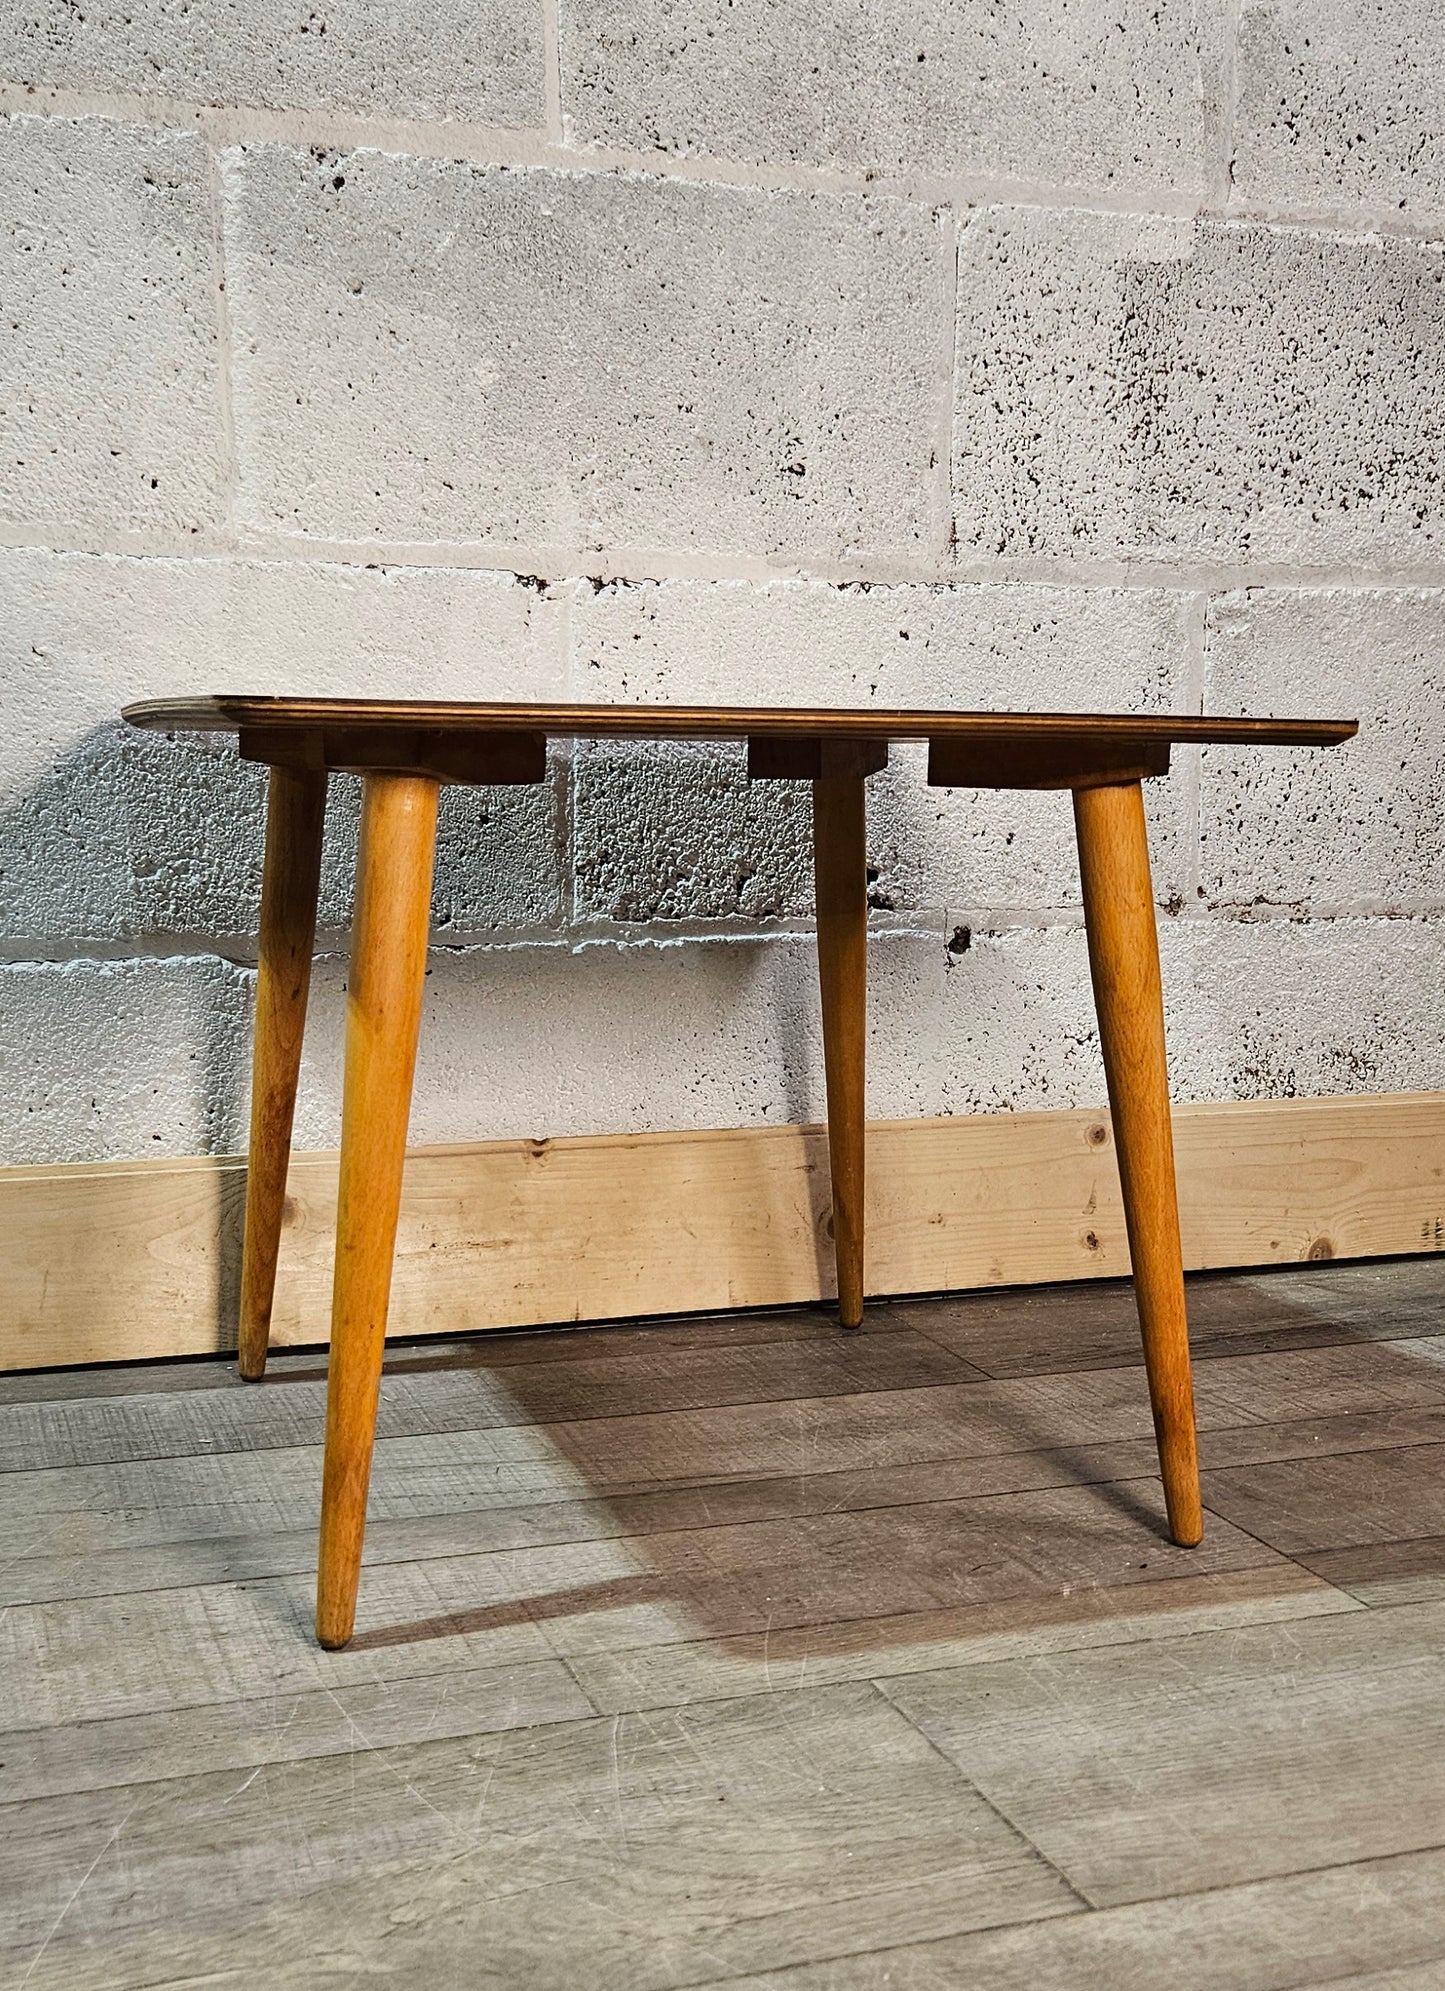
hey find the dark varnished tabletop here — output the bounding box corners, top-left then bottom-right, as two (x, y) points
(123, 696), (1357, 750)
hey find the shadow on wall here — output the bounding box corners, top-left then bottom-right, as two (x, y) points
(0, 724), (881, 1306)
(0, 720), (576, 961)
(0, 719), (570, 1165)
(257, 1262), (1445, 1662)
(1, 727), (964, 1168)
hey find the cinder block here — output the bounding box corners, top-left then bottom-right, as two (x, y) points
(867, 746), (1192, 921)
(225, 147), (944, 560)
(0, 549), (568, 944)
(0, 955), (251, 1164)
(931, 914), (1445, 1119)
(17, 914), (1432, 1166)
(1165, 915), (1445, 1102)
(1233, 0), (1445, 219)
(290, 923), (1110, 1148)
(562, 0), (1225, 201)
(887, 920), (1106, 1118)
(0, 731), (564, 944)
(570, 576), (1190, 707)
(570, 738), (1190, 930)
(895, 912), (1441, 1123)
(1200, 589), (1445, 914)
(573, 741), (813, 925)
(294, 935), (827, 1146)
(0, 726), (265, 943)
(0, 0), (545, 127)
(1, 116), (224, 540)
(0, 548), (567, 752)
(955, 209), (1445, 566)
(572, 576), (1195, 917)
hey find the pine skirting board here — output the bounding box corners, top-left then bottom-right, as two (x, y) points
(3, 1091), (1444, 1372)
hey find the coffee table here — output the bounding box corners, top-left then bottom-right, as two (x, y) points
(124, 697), (1356, 1647)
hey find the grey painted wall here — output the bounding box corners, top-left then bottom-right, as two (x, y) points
(1, 1), (1441, 1165)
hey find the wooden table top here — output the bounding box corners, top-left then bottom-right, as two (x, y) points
(124, 696), (1357, 749)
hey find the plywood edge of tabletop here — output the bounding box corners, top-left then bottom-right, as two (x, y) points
(119, 697), (1358, 750)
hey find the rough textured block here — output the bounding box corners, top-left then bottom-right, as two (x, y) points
(225, 147), (945, 560)
(570, 576), (1190, 708)
(0, 731), (564, 945)
(572, 577), (1194, 919)
(868, 745), (1191, 922)
(562, 0), (1225, 200)
(886, 915), (1445, 1128)
(290, 925), (1115, 1150)
(19, 914), (1429, 1167)
(881, 921), (1105, 1120)
(572, 740), (1189, 931)
(955, 210), (1445, 567)
(574, 741), (813, 925)
(1200, 590), (1445, 914)
(1, 116), (224, 540)
(0, 549), (566, 759)
(0, 955), (251, 1164)
(0, 549), (567, 944)
(0, 926), (1105, 1163)
(293, 935), (829, 1147)
(1233, 0), (1445, 219)
(0, 0), (545, 127)
(30, 918), (1426, 1163)
(1, 727), (266, 944)
(1166, 916), (1445, 1103)
(351, 768), (563, 941)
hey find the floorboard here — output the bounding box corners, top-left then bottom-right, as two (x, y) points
(1297, 1534), (1445, 1609)
(692, 1847), (1445, 1990)
(898, 1261), (1445, 1377)
(0, 1654), (594, 1804)
(4, 1258), (1444, 1986)
(0, 1685), (1075, 1991)
(1205, 1440), (1445, 1553)
(880, 1599), (1445, 1905)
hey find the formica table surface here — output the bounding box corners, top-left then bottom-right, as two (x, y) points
(123, 696), (1358, 749)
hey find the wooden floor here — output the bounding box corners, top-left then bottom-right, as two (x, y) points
(5, 1259), (1445, 1988)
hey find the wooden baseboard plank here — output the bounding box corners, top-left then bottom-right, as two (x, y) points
(3, 1093), (1443, 1372)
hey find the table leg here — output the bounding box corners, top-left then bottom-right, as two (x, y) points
(238, 765), (327, 1381)
(316, 773), (439, 1649)
(813, 770), (868, 1329)
(1073, 779), (1203, 1548)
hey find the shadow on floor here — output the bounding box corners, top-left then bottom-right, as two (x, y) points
(261, 1256), (1445, 1657)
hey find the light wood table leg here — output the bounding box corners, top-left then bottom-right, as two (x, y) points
(813, 769), (869, 1330)
(238, 765), (327, 1381)
(1073, 779), (1203, 1548)
(316, 773), (439, 1649)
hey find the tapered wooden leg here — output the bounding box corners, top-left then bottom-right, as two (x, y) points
(238, 766), (327, 1381)
(1074, 780), (1203, 1547)
(316, 773), (439, 1650)
(813, 771), (868, 1330)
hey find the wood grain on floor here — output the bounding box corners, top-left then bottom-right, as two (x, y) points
(3, 1259), (1445, 1988)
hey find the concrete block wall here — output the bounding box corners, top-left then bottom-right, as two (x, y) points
(1, 1), (1441, 1166)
